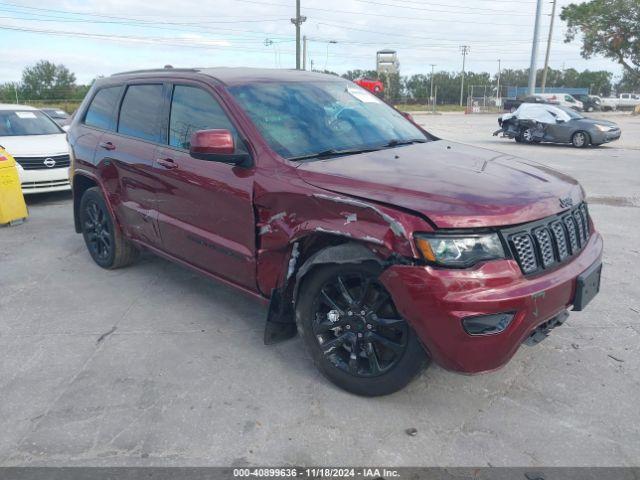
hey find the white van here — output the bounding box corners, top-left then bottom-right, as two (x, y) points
(537, 93), (584, 111)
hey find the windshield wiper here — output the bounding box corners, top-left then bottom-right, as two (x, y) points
(289, 147), (381, 162)
(289, 139), (427, 162)
(383, 138), (427, 148)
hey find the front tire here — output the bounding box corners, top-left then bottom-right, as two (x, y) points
(80, 187), (138, 269)
(296, 262), (428, 396)
(520, 127), (537, 144)
(571, 131), (590, 148)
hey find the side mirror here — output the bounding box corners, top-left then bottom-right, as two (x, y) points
(556, 119), (565, 124)
(189, 129), (250, 166)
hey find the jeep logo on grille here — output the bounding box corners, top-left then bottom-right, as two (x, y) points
(559, 196), (573, 209)
(43, 157), (56, 168)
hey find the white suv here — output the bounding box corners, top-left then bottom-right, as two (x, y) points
(0, 104), (70, 194)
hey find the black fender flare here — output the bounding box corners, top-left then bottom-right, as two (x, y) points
(264, 242), (384, 345)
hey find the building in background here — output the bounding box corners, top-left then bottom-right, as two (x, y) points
(376, 50), (399, 74)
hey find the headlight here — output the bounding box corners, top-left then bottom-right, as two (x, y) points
(595, 124), (613, 132)
(415, 233), (505, 267)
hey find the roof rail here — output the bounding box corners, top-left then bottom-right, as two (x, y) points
(111, 67), (200, 76)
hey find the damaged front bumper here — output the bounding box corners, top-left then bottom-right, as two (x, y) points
(378, 232), (603, 374)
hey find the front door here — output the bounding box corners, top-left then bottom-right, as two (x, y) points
(153, 83), (256, 290)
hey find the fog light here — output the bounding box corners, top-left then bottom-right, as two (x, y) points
(462, 312), (515, 335)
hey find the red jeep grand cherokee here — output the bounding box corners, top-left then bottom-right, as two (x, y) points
(68, 68), (603, 396)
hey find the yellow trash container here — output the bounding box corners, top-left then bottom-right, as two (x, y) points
(0, 147), (28, 225)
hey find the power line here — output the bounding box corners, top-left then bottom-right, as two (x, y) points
(349, 0), (540, 16)
(232, 0), (551, 27)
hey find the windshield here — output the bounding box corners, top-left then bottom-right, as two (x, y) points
(229, 80), (428, 160)
(0, 110), (62, 136)
(555, 106), (584, 119)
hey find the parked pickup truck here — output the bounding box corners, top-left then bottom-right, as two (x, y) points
(601, 93), (640, 111)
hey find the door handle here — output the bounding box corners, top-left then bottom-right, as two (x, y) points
(98, 141), (115, 151)
(156, 158), (178, 170)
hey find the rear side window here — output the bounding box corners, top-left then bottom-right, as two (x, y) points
(84, 86), (122, 130)
(118, 84), (163, 142)
(169, 85), (237, 150)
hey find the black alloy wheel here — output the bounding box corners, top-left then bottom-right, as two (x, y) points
(297, 262), (428, 396)
(83, 199), (112, 263)
(312, 272), (409, 377)
(79, 187), (138, 269)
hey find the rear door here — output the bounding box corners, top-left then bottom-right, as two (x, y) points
(153, 82), (256, 289)
(96, 83), (165, 246)
(72, 85), (123, 176)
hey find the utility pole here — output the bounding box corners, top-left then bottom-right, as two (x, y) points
(310, 59), (314, 71)
(430, 64), (436, 111)
(541, 0), (557, 93)
(496, 59), (501, 107)
(303, 35), (308, 70)
(528, 0), (544, 95)
(291, 0), (307, 70)
(459, 46), (469, 107)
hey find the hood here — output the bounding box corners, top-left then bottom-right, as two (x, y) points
(296, 141), (583, 229)
(0, 133), (68, 157)
(574, 118), (618, 127)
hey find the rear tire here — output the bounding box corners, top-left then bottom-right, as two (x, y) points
(296, 262), (428, 396)
(571, 131), (590, 148)
(80, 187), (138, 269)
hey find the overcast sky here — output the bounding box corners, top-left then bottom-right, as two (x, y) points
(0, 0), (623, 85)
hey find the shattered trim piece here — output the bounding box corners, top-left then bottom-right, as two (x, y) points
(286, 242), (300, 280)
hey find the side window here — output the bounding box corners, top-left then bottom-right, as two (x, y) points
(565, 95), (574, 102)
(169, 85), (239, 151)
(84, 86), (122, 130)
(118, 84), (163, 142)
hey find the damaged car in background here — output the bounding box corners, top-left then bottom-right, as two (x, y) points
(494, 103), (621, 148)
(68, 68), (603, 396)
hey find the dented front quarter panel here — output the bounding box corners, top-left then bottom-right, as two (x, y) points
(253, 164), (432, 296)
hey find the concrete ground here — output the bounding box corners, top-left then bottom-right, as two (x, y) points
(1, 112), (639, 467)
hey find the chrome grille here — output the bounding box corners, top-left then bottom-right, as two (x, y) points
(505, 203), (591, 276)
(14, 154), (70, 170)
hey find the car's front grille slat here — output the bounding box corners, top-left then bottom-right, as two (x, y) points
(505, 203), (591, 276)
(14, 154), (70, 170)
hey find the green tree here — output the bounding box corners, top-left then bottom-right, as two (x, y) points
(341, 70), (379, 81)
(561, 0), (640, 79)
(616, 70), (640, 92)
(0, 82), (21, 103)
(21, 60), (77, 100)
